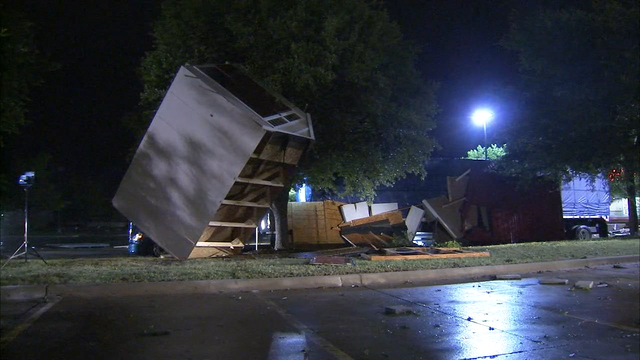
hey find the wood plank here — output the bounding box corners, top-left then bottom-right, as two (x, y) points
(361, 251), (490, 261)
(339, 210), (404, 227)
(236, 177), (284, 187)
(195, 241), (244, 248)
(227, 186), (269, 203)
(196, 238), (244, 249)
(368, 232), (391, 247)
(442, 197), (466, 208)
(208, 220), (257, 228)
(221, 199), (270, 208)
(422, 197), (462, 239)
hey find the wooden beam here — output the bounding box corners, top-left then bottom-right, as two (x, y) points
(195, 242), (244, 248)
(208, 220), (257, 228)
(253, 166), (282, 182)
(234, 186), (269, 203)
(442, 197), (466, 208)
(221, 199), (270, 208)
(455, 169), (471, 182)
(236, 177), (284, 187)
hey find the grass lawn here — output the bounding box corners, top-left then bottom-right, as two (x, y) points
(1, 238), (638, 286)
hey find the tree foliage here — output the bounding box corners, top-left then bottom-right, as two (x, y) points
(501, 0), (638, 178)
(465, 144), (507, 161)
(0, 6), (56, 147)
(137, 0), (439, 199)
(500, 0), (639, 232)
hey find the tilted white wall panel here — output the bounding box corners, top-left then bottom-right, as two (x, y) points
(113, 66), (266, 259)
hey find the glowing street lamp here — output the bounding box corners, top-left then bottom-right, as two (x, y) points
(471, 109), (494, 160)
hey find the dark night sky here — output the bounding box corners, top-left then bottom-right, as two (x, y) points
(4, 0), (524, 201)
(387, 0), (520, 157)
(5, 1), (159, 188)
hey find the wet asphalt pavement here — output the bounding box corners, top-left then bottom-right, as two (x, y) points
(1, 263), (638, 359)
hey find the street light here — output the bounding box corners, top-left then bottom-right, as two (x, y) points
(471, 109), (494, 160)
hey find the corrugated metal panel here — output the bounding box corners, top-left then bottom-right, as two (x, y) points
(561, 175), (610, 217)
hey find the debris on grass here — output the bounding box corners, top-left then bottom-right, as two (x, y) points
(361, 247), (490, 261)
(574, 281), (594, 290)
(384, 305), (416, 315)
(539, 278), (569, 285)
(309, 256), (354, 265)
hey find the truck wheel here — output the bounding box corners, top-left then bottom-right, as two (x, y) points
(575, 227), (591, 240)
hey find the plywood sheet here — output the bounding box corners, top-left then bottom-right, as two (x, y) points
(422, 196), (464, 239)
(405, 206), (425, 241)
(370, 203), (399, 215)
(447, 172), (470, 202)
(288, 201), (344, 245)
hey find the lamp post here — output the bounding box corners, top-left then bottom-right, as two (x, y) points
(471, 109), (494, 160)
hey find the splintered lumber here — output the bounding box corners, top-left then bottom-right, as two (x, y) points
(361, 247), (490, 261)
(341, 233), (390, 249)
(190, 238), (245, 258)
(339, 210), (404, 227)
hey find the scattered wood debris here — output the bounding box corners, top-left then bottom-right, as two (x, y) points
(539, 278), (569, 285)
(338, 207), (406, 248)
(384, 305), (417, 315)
(574, 280), (594, 290)
(360, 247), (490, 261)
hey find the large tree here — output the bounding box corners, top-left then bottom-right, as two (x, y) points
(135, 0), (438, 247)
(501, 0), (639, 234)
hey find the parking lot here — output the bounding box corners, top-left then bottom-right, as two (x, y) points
(2, 262), (638, 359)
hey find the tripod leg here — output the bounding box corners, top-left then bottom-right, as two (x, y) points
(28, 246), (47, 265)
(1, 242), (28, 268)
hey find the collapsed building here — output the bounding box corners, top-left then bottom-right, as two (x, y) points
(311, 159), (566, 246)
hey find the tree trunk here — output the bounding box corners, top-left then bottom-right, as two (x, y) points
(270, 186), (291, 250)
(624, 169), (638, 236)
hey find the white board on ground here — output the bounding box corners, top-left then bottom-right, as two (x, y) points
(370, 203), (399, 216)
(340, 201), (370, 222)
(405, 206), (425, 241)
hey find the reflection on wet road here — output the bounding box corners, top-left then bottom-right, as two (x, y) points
(1, 263), (638, 359)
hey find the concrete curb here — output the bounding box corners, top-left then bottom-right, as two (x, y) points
(1, 255), (638, 301)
